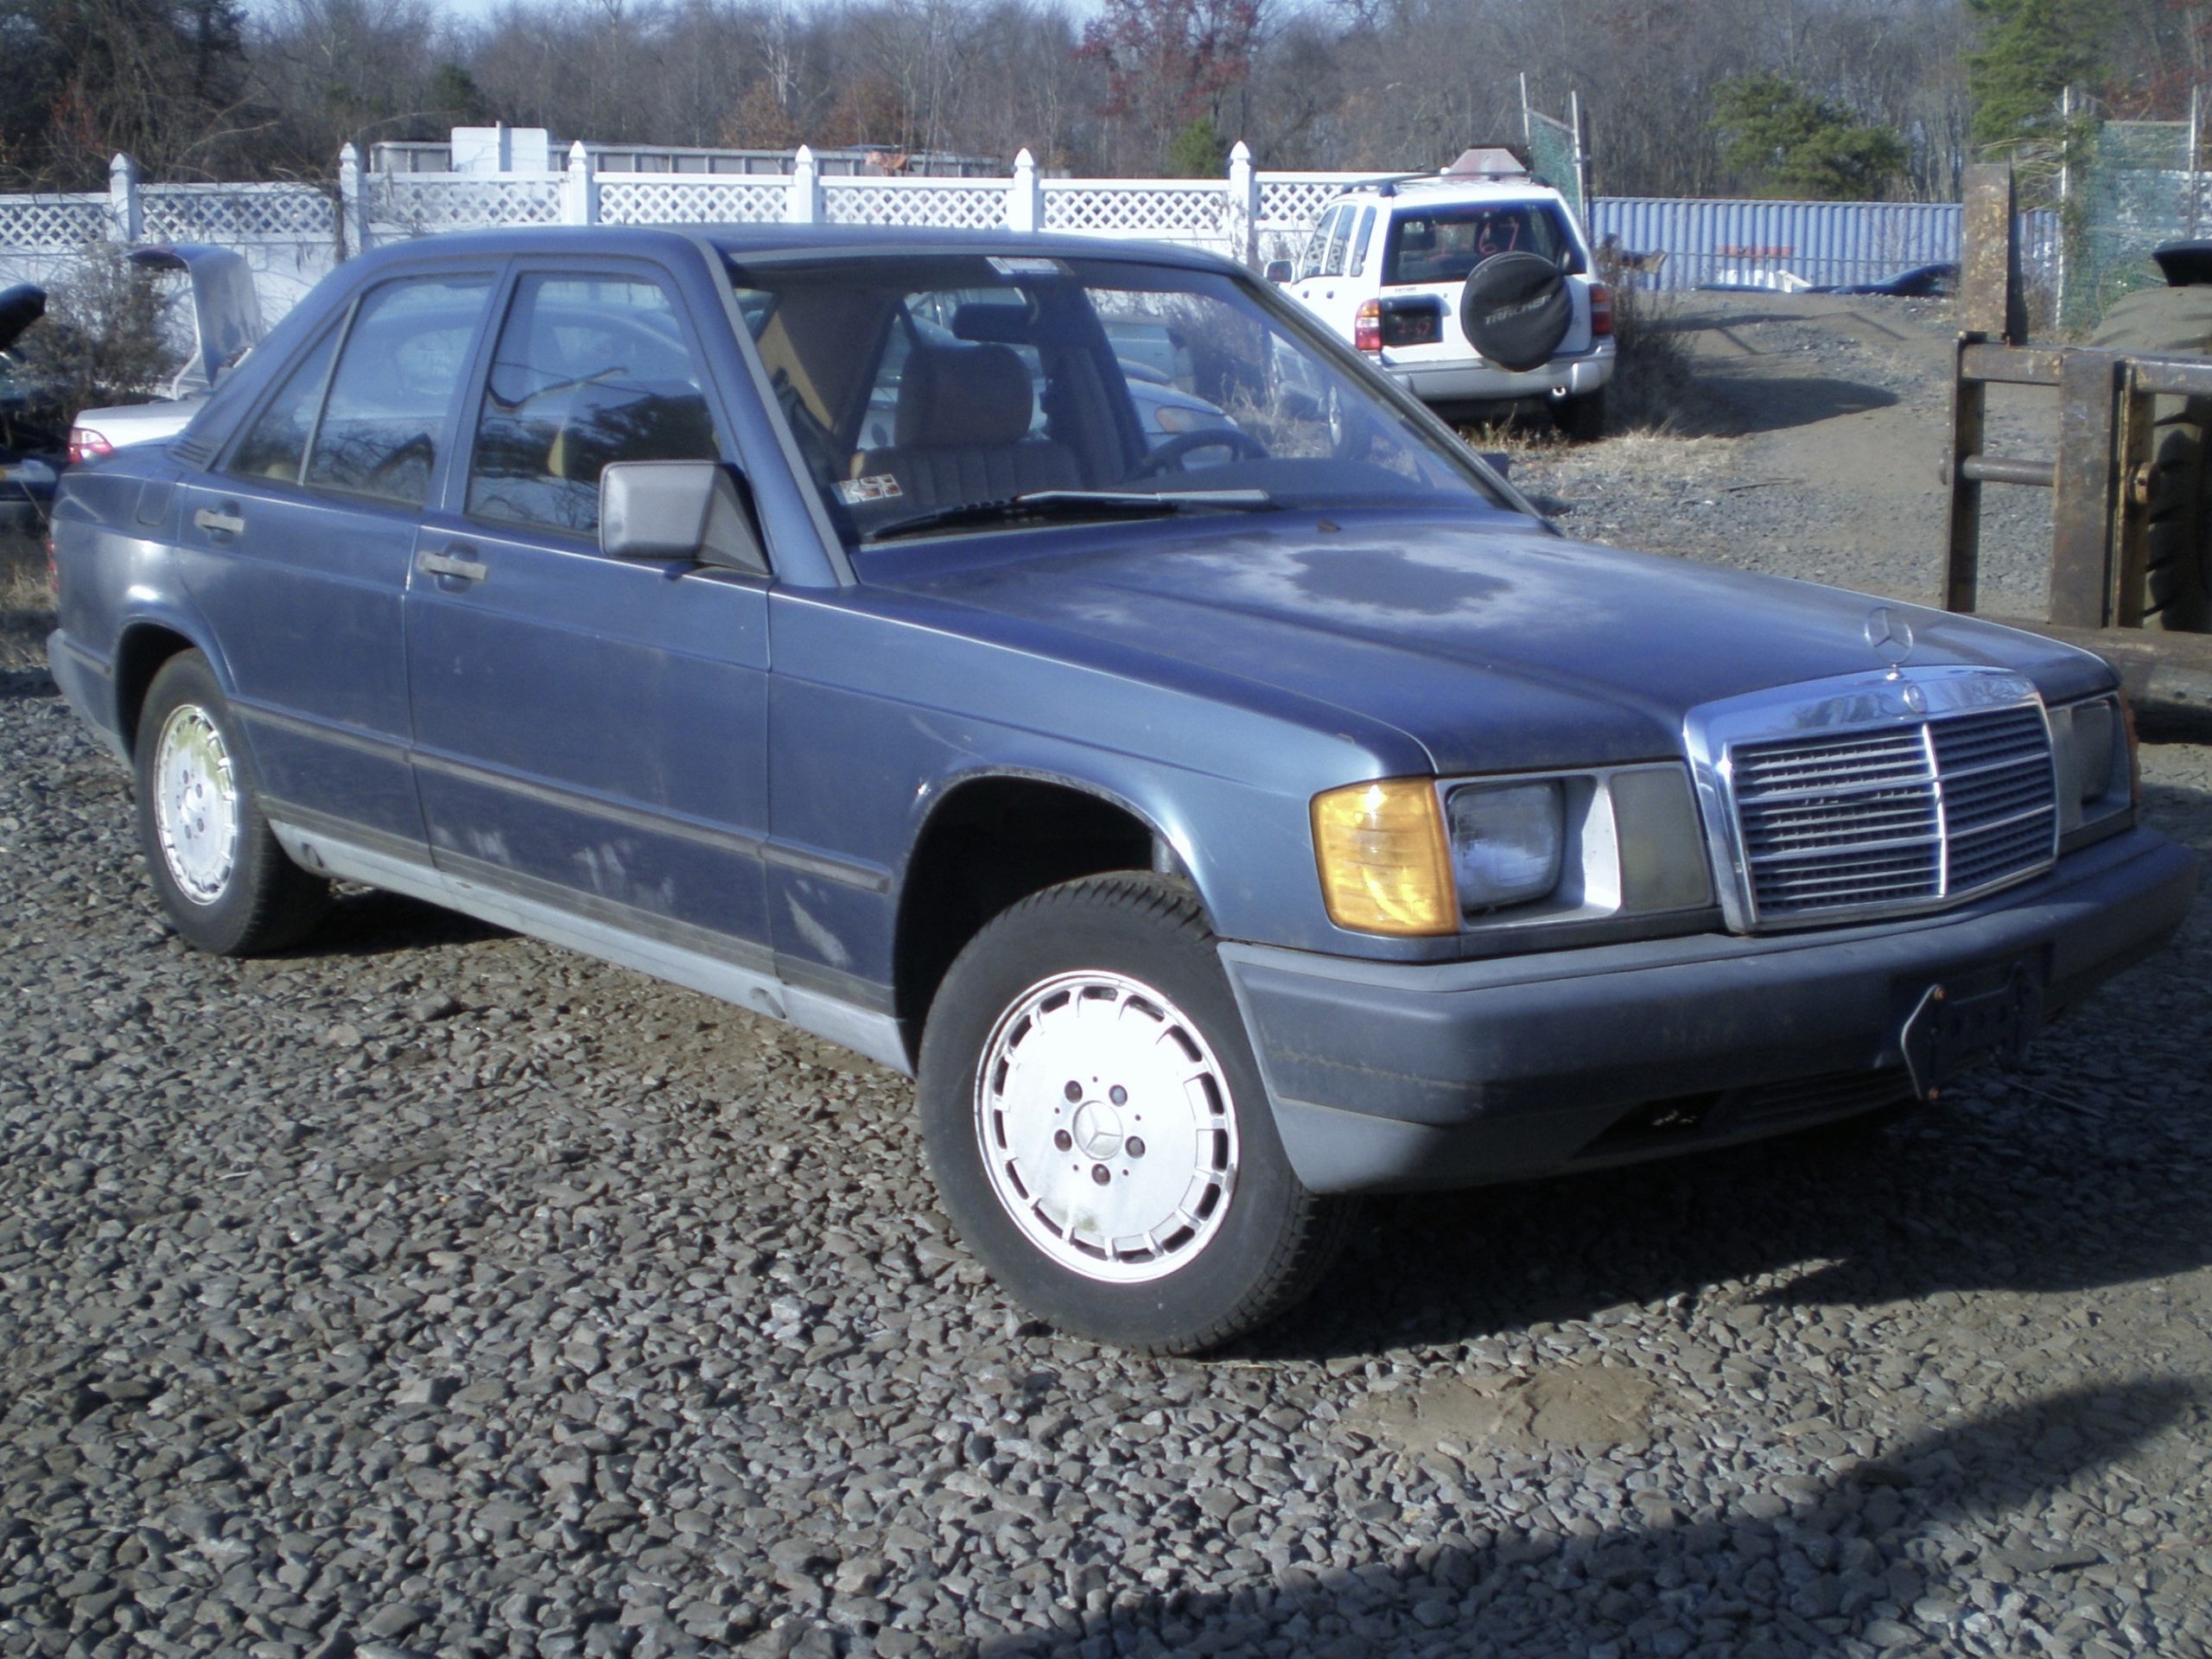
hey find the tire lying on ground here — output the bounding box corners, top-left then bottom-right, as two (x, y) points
(2088, 285), (2212, 632)
(1459, 251), (1573, 373)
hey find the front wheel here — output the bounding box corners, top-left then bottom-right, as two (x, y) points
(918, 874), (1350, 1353)
(134, 651), (328, 955)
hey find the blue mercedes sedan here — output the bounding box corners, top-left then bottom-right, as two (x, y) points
(47, 226), (2197, 1352)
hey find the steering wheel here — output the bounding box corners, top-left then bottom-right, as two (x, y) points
(1129, 427), (1270, 478)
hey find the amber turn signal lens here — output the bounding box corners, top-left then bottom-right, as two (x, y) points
(1311, 778), (1457, 936)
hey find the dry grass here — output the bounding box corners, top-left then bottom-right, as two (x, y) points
(1604, 283), (1698, 436)
(1, 528), (54, 672)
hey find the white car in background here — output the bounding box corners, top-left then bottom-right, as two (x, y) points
(1274, 150), (1616, 439)
(67, 245), (265, 462)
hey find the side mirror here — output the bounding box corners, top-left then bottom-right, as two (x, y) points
(601, 461), (768, 577)
(1264, 260), (1294, 284)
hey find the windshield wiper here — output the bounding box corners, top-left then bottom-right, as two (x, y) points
(862, 488), (1275, 543)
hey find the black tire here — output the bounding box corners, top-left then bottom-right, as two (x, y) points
(2088, 286), (2212, 632)
(917, 873), (1351, 1354)
(134, 651), (328, 955)
(1459, 251), (1573, 372)
(1554, 386), (1607, 443)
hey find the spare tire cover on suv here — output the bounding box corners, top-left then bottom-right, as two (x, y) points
(1459, 251), (1572, 372)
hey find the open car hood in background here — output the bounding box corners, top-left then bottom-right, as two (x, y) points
(0, 284), (46, 356)
(130, 245), (264, 395)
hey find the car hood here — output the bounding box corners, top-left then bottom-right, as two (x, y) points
(0, 285), (46, 355)
(864, 510), (2111, 773)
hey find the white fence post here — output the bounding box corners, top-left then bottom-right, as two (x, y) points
(337, 143), (366, 258)
(788, 145), (822, 225)
(563, 141), (598, 226)
(108, 153), (141, 245)
(1009, 149), (1041, 233)
(1226, 142), (1257, 269)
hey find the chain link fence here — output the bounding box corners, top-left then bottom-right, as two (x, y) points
(2065, 115), (2204, 333)
(1523, 106), (1584, 226)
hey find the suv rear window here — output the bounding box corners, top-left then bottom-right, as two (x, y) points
(1383, 203), (1583, 287)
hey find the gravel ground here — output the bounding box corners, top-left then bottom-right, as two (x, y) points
(4, 296), (2212, 1659)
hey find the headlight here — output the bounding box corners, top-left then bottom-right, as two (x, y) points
(1314, 764), (1713, 937)
(2050, 693), (2133, 836)
(1446, 781), (1563, 912)
(1311, 779), (1456, 936)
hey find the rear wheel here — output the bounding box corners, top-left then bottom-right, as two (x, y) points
(2088, 286), (2212, 632)
(917, 873), (1351, 1354)
(135, 652), (328, 955)
(1554, 387), (1607, 443)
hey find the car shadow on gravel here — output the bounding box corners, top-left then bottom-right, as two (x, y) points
(1257, 1068), (2212, 1362)
(976, 1379), (2198, 1657)
(1667, 366), (1902, 438)
(283, 887), (509, 957)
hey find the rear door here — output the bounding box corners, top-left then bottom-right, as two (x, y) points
(404, 257), (775, 954)
(179, 268), (497, 850)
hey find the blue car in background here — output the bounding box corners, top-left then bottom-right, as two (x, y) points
(47, 226), (2196, 1351)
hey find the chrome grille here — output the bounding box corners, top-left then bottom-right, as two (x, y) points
(1729, 702), (2056, 925)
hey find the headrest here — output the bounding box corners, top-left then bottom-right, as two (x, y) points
(1400, 220), (1435, 252)
(896, 341), (1033, 447)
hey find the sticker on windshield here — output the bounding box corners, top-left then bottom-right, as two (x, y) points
(988, 257), (1067, 278)
(838, 473), (906, 505)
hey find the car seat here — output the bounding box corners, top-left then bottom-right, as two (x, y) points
(854, 340), (1078, 510)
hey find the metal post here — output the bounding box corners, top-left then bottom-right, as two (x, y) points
(2049, 348), (2122, 627)
(2190, 85), (2202, 240)
(1569, 89), (1590, 216)
(2057, 86), (2073, 327)
(1519, 73), (1531, 149)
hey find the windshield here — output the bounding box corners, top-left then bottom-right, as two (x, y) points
(724, 251), (1512, 550)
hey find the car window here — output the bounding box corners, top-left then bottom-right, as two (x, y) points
(1382, 201), (1583, 287)
(1299, 207), (1344, 282)
(726, 251), (1510, 549)
(1347, 207), (1377, 278)
(227, 325), (341, 485)
(1321, 210), (1352, 278)
(298, 276), (492, 508)
(466, 274), (722, 537)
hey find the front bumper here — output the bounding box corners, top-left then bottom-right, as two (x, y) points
(1223, 826), (2197, 1193)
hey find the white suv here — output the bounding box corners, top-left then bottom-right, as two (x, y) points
(1277, 159), (1615, 439)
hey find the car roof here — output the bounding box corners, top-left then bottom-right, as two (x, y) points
(336, 223), (1243, 276)
(1325, 175), (1572, 212)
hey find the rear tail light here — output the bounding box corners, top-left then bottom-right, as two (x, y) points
(1589, 283), (1614, 337)
(1354, 300), (1382, 353)
(67, 427), (112, 466)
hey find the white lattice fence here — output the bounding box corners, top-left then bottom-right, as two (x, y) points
(1042, 181), (1228, 245)
(142, 182), (334, 243)
(369, 174), (565, 238)
(823, 178), (1011, 230)
(598, 175), (787, 226)
(0, 194), (111, 251)
(1256, 175), (1353, 235)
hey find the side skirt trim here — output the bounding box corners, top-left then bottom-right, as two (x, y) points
(266, 809), (913, 1077)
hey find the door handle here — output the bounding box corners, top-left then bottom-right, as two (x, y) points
(193, 506), (245, 536)
(416, 548), (488, 583)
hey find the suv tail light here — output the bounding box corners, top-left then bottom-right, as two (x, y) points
(1354, 300), (1383, 353)
(67, 427), (112, 466)
(1589, 283), (1614, 337)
